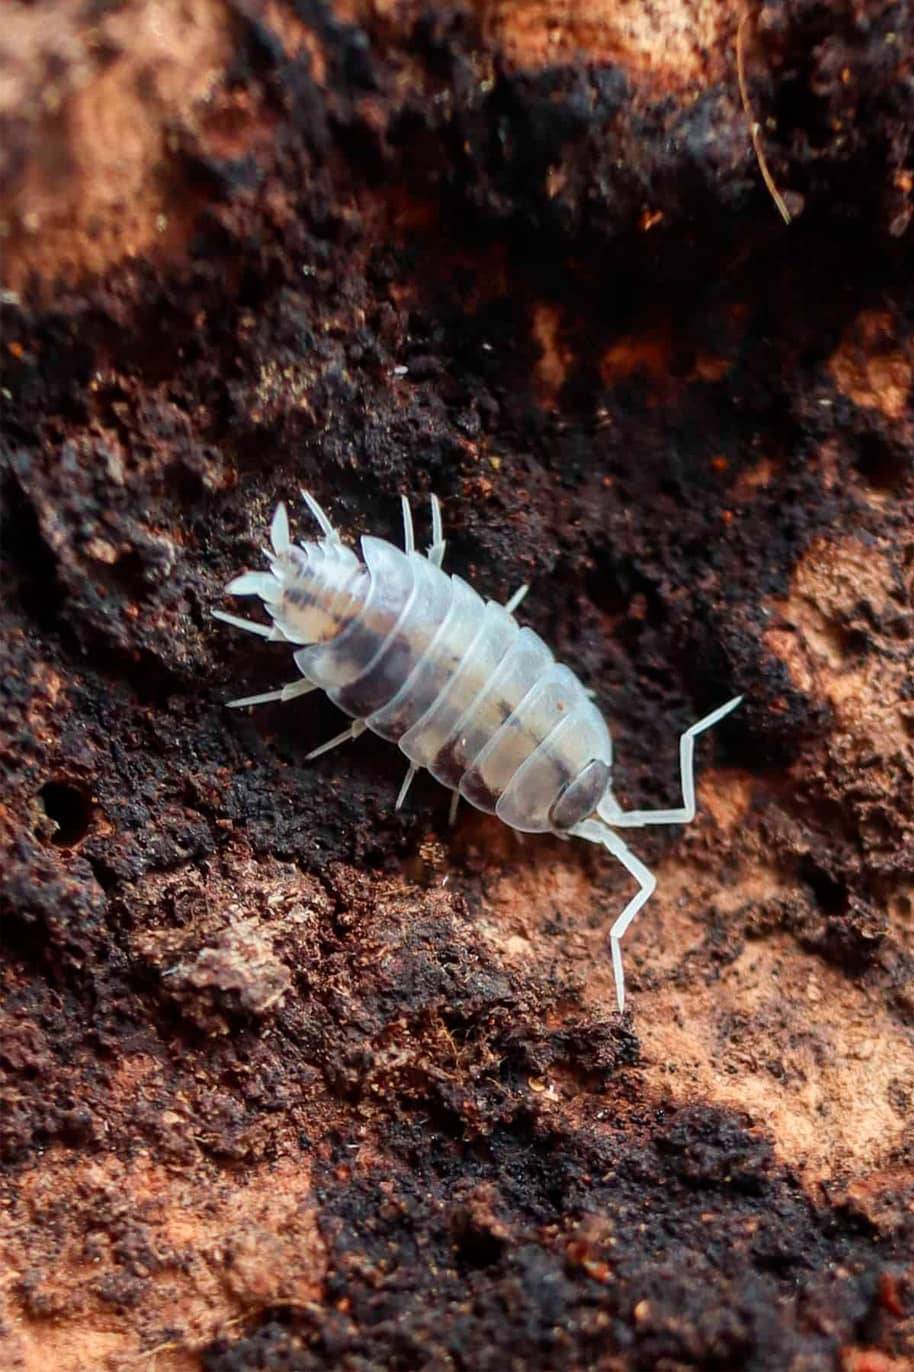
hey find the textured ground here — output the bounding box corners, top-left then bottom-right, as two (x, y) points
(1, 0), (914, 1369)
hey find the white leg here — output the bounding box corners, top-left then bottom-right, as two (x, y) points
(504, 584), (529, 614)
(395, 764), (418, 810)
(270, 503), (291, 555)
(301, 489), (341, 545)
(228, 679), (318, 709)
(602, 696), (742, 828)
(306, 720), (366, 760)
(401, 495), (415, 555)
(212, 608), (274, 639)
(447, 790), (460, 828)
(572, 818), (657, 1013)
(427, 494), (446, 569)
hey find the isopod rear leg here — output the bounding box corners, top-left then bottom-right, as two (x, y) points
(447, 790), (460, 827)
(571, 818), (657, 1013)
(427, 494), (446, 569)
(603, 696), (743, 828)
(306, 720), (366, 760)
(401, 495), (415, 555)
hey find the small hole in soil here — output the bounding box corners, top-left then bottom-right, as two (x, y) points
(39, 781), (93, 847)
(453, 1226), (505, 1270)
(587, 568), (629, 618)
(855, 434), (910, 495)
(800, 856), (846, 916)
(587, 566), (662, 629)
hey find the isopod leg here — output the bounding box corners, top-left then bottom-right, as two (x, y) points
(603, 696), (743, 828)
(447, 790), (460, 828)
(571, 818), (656, 1014)
(301, 489), (342, 545)
(306, 720), (366, 760)
(395, 764), (418, 810)
(212, 608), (274, 639)
(427, 494), (446, 569)
(228, 679), (318, 709)
(504, 584), (529, 614)
(401, 495), (415, 555)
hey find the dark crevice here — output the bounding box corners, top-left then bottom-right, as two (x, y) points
(0, 470), (66, 629)
(39, 781), (94, 848)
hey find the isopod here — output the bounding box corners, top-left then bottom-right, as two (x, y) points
(214, 492), (741, 1012)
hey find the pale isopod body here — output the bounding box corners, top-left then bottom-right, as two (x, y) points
(214, 492), (741, 1012)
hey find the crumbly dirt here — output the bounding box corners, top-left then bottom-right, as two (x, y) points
(2, 0), (914, 1369)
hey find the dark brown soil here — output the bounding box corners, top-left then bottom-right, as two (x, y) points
(1, 2), (913, 1369)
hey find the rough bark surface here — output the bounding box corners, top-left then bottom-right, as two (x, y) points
(1, 1), (914, 1369)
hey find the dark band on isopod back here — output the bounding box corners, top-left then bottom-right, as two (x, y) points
(333, 554), (454, 719)
(333, 632), (422, 717)
(457, 765), (501, 813)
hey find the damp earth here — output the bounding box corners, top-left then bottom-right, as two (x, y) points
(1, 1), (913, 1368)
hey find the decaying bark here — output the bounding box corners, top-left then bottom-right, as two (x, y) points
(1, 1), (913, 1368)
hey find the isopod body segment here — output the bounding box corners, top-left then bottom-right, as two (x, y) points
(214, 492), (741, 1012)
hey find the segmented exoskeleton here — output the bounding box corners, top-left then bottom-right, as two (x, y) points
(214, 492), (741, 1011)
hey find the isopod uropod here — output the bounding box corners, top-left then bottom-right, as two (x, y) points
(214, 492), (741, 1012)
